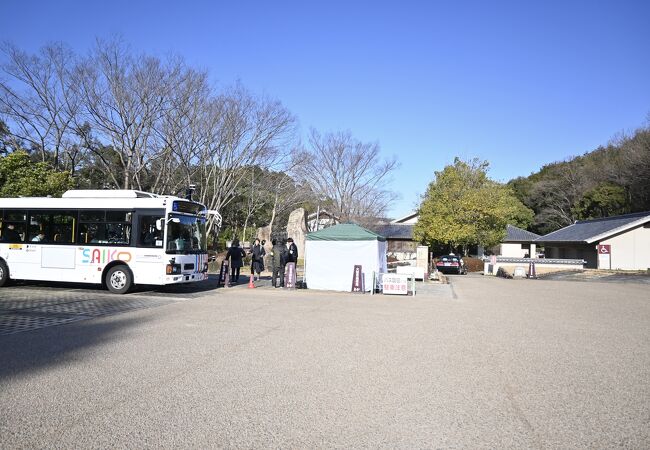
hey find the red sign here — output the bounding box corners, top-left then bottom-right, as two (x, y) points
(597, 245), (611, 254)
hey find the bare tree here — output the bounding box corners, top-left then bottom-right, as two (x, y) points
(618, 126), (650, 211)
(151, 65), (211, 195)
(530, 161), (590, 232)
(295, 129), (398, 222)
(195, 85), (296, 236)
(265, 161), (314, 234)
(74, 39), (181, 189)
(0, 42), (80, 170)
(250, 155), (315, 238)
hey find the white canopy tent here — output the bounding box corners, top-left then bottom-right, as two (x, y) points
(304, 223), (387, 292)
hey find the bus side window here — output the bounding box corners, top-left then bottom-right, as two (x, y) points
(139, 215), (163, 247)
(3, 210), (27, 243)
(79, 223), (102, 244)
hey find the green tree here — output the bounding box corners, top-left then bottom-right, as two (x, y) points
(574, 183), (630, 219)
(504, 124), (650, 232)
(0, 151), (72, 197)
(414, 158), (533, 253)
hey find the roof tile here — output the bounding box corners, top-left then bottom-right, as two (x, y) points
(537, 211), (650, 243)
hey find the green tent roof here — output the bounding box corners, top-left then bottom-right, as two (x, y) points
(306, 223), (386, 241)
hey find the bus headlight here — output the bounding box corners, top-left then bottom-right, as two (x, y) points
(166, 263), (181, 275)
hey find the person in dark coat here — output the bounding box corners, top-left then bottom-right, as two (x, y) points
(1, 223), (22, 242)
(270, 239), (287, 288)
(226, 239), (246, 283)
(286, 237), (298, 264)
(250, 238), (266, 281)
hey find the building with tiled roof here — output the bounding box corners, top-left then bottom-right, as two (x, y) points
(491, 224), (541, 258)
(536, 211), (650, 269)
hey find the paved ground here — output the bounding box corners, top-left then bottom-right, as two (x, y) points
(0, 274), (648, 448)
(539, 269), (650, 284)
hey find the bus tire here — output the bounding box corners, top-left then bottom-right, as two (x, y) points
(105, 265), (132, 294)
(0, 259), (9, 287)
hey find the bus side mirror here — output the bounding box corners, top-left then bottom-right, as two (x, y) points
(156, 219), (163, 231)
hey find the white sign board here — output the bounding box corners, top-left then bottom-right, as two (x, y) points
(382, 274), (409, 295)
(513, 266), (527, 278)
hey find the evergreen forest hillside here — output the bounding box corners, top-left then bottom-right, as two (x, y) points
(508, 124), (650, 234)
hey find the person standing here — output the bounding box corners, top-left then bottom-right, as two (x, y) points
(286, 237), (298, 264)
(270, 239), (287, 288)
(284, 237), (299, 288)
(226, 239), (246, 284)
(250, 238), (266, 281)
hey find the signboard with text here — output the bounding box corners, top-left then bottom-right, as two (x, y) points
(284, 262), (297, 289)
(351, 265), (363, 293)
(382, 274), (409, 295)
(218, 260), (230, 287)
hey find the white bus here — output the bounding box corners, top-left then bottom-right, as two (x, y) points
(0, 189), (219, 294)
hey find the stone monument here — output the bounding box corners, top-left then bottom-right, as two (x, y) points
(255, 225), (273, 271)
(286, 208), (308, 259)
(256, 225), (272, 251)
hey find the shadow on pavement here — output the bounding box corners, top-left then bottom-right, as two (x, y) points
(6, 274), (223, 296)
(0, 315), (148, 381)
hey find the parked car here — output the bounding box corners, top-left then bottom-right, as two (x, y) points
(435, 254), (467, 275)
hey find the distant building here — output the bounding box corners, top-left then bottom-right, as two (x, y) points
(307, 210), (340, 232)
(536, 211), (650, 270)
(492, 225), (541, 258)
(391, 212), (418, 224)
(363, 211), (418, 260)
(372, 223), (416, 261)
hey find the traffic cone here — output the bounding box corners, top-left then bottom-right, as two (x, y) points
(248, 274), (255, 288)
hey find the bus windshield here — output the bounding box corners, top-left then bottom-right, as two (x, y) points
(166, 214), (207, 254)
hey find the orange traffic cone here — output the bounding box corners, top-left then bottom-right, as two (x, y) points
(248, 274), (255, 289)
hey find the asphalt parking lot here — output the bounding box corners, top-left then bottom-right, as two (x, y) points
(1, 274), (648, 448)
(539, 269), (650, 284)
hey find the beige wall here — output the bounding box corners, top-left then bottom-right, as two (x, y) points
(499, 242), (535, 258)
(484, 260), (585, 276)
(601, 225), (650, 270)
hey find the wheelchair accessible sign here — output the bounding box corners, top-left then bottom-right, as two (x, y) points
(597, 244), (611, 270)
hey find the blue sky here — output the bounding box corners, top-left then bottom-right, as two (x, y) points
(3, 0), (649, 218)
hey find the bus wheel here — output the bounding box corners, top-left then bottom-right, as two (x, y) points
(106, 265), (132, 294)
(0, 260), (9, 287)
